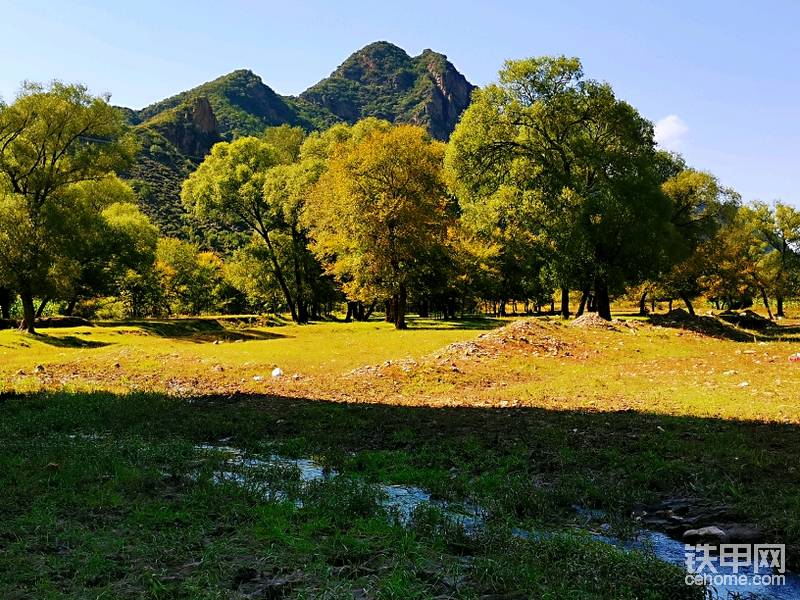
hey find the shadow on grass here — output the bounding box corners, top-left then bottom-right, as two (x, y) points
(95, 317), (291, 343)
(1, 390), (735, 599)
(647, 310), (800, 342)
(404, 316), (510, 331)
(2, 388), (798, 559)
(33, 334), (111, 349)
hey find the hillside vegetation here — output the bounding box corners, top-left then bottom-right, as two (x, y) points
(121, 42), (474, 234)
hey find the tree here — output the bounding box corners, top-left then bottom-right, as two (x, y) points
(181, 136), (305, 319)
(752, 202), (800, 317)
(0, 82), (136, 332)
(307, 123), (453, 329)
(445, 56), (673, 320)
(182, 128), (334, 323)
(657, 168), (740, 315)
(156, 238), (226, 315)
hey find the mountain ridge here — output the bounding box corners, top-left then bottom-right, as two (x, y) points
(121, 41), (475, 238)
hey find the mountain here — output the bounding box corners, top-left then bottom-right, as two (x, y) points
(302, 42), (474, 141)
(121, 42), (475, 238)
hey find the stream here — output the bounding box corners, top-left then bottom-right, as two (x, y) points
(196, 443), (800, 599)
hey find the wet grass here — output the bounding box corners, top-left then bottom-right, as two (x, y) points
(0, 391), (704, 599)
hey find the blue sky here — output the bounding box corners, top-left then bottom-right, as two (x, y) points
(1, 0), (798, 204)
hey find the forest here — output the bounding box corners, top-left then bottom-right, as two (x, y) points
(2, 56), (798, 334)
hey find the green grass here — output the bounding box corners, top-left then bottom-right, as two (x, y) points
(0, 316), (507, 394)
(3, 312), (800, 597)
(0, 391), (702, 599)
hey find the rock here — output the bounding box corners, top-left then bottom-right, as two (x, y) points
(724, 524), (765, 543)
(252, 375), (264, 382)
(683, 525), (728, 544)
(113, 362), (121, 369)
(34, 365), (45, 374)
(45, 462), (60, 471)
(271, 367), (283, 378)
(737, 381), (750, 388)
(213, 365), (224, 373)
(571, 313), (619, 330)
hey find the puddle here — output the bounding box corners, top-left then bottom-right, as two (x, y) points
(196, 443), (800, 599)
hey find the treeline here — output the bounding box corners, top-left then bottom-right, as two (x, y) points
(2, 58), (799, 334)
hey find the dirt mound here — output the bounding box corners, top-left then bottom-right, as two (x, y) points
(433, 319), (571, 362)
(349, 319), (572, 377)
(348, 358), (418, 377)
(649, 310), (752, 340)
(571, 313), (619, 330)
(718, 310), (773, 330)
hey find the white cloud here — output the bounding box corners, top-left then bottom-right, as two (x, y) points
(654, 115), (689, 151)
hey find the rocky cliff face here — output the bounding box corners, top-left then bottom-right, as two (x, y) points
(418, 50), (475, 140)
(300, 41), (475, 139)
(154, 97), (220, 158)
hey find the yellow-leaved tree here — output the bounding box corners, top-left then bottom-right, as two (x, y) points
(307, 123), (453, 329)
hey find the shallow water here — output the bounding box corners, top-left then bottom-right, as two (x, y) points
(196, 443), (800, 599)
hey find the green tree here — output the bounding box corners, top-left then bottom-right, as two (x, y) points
(0, 82), (136, 332)
(156, 238), (225, 315)
(751, 202), (800, 317)
(445, 56), (673, 320)
(182, 130), (332, 323)
(307, 123), (452, 329)
(180, 136), (304, 318)
(657, 168), (740, 315)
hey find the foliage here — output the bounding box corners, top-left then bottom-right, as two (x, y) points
(307, 123), (453, 328)
(0, 82), (137, 331)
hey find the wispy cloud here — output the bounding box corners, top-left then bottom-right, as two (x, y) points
(654, 115), (689, 151)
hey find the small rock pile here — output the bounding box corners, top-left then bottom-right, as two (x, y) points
(571, 313), (621, 330)
(349, 319), (572, 377)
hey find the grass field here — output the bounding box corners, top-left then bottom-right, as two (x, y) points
(2, 311), (799, 598)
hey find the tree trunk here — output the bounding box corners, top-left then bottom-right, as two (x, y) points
(594, 279), (611, 321)
(418, 298), (429, 318)
(776, 295), (785, 318)
(759, 287), (774, 320)
(0, 287), (11, 319)
(385, 299), (394, 323)
(289, 229), (309, 324)
(363, 302), (375, 320)
(668, 299), (673, 312)
(64, 297), (77, 316)
(35, 297), (50, 319)
(394, 284), (407, 330)
(639, 291), (648, 316)
(260, 231), (298, 322)
(297, 299), (309, 324)
(345, 301), (354, 322)
(560, 287), (570, 318)
(576, 289), (589, 317)
(679, 293), (695, 317)
(19, 291), (36, 334)
(447, 297), (457, 320)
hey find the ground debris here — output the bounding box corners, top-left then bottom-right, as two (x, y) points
(571, 313), (622, 330)
(349, 319), (572, 377)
